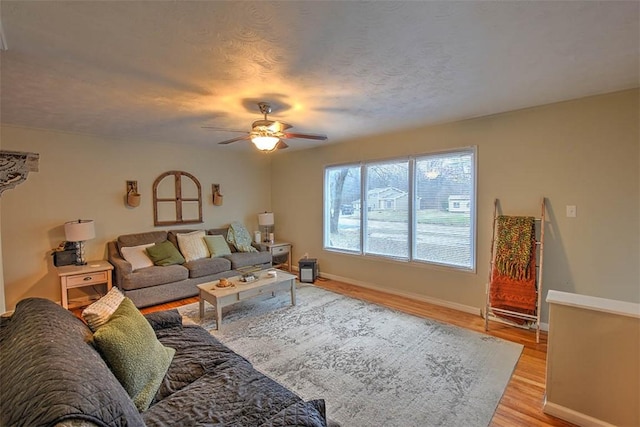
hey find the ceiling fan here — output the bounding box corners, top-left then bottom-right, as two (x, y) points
(203, 102), (328, 152)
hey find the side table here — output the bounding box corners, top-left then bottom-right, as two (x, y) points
(265, 242), (292, 272)
(56, 260), (114, 309)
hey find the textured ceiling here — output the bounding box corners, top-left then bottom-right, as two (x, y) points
(0, 1), (638, 152)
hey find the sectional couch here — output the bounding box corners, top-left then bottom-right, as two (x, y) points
(0, 297), (331, 426)
(108, 228), (272, 308)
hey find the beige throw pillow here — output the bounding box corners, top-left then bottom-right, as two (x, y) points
(176, 230), (209, 262)
(82, 287), (125, 332)
(120, 243), (155, 271)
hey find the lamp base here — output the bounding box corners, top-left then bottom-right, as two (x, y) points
(75, 241), (87, 265)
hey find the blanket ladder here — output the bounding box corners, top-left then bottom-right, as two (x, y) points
(484, 198), (546, 343)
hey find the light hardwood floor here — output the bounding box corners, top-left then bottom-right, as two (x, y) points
(138, 278), (575, 427)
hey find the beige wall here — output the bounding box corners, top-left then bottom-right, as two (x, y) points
(0, 126), (272, 310)
(271, 89), (640, 323)
(545, 291), (640, 426)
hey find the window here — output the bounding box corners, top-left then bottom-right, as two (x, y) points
(324, 165), (361, 252)
(414, 151), (475, 268)
(324, 147), (476, 270)
(365, 160), (409, 259)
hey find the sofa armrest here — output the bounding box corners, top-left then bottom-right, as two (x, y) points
(107, 241), (132, 287)
(252, 242), (268, 252)
(144, 309), (183, 331)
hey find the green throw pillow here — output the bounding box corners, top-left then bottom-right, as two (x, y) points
(93, 298), (175, 411)
(203, 235), (232, 257)
(146, 241), (185, 266)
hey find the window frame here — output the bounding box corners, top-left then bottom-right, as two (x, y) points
(323, 146), (477, 272)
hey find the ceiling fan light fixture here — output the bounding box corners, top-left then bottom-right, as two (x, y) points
(210, 101), (327, 150)
(251, 135), (280, 151)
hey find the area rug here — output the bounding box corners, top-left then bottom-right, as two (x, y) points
(178, 284), (523, 427)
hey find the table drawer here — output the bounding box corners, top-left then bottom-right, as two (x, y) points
(271, 245), (290, 256)
(66, 271), (108, 288)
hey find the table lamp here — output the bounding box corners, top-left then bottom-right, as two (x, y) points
(64, 219), (95, 265)
(258, 212), (274, 243)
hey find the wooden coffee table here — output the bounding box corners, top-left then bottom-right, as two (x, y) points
(197, 270), (297, 330)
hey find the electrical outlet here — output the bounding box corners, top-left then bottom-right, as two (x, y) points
(303, 252), (309, 259)
(566, 205), (577, 218)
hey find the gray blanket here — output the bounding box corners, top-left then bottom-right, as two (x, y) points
(0, 298), (144, 427)
(144, 316), (327, 426)
(0, 299), (328, 427)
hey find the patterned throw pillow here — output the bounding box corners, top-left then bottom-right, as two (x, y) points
(226, 222), (258, 253)
(176, 230), (209, 262)
(82, 287), (125, 332)
(203, 235), (232, 257)
(120, 243), (155, 271)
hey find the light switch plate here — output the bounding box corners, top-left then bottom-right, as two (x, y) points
(566, 205), (577, 218)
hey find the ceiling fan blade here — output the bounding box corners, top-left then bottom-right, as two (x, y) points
(202, 126), (248, 133)
(284, 132), (328, 141)
(217, 135), (251, 145)
(276, 140), (289, 150)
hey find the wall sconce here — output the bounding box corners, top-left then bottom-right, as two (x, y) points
(126, 180), (141, 207)
(212, 184), (223, 206)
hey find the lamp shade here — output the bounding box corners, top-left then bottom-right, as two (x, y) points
(258, 212), (274, 226)
(64, 219), (95, 242)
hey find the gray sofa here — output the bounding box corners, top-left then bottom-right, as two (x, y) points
(108, 228), (272, 308)
(0, 297), (331, 426)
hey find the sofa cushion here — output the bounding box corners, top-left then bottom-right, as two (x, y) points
(93, 298), (175, 412)
(184, 256), (232, 278)
(0, 298), (144, 427)
(203, 234), (232, 257)
(143, 359), (303, 426)
(120, 264), (189, 291)
(82, 286), (125, 332)
(152, 323), (249, 402)
(146, 240), (186, 266)
(224, 250), (272, 270)
(177, 230), (209, 262)
(117, 231), (168, 253)
(120, 243), (155, 270)
(144, 309), (183, 331)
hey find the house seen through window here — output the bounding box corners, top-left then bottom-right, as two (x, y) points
(324, 147), (476, 270)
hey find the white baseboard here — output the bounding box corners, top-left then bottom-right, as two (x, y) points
(543, 399), (616, 427)
(317, 271), (481, 316)
(296, 267), (549, 330)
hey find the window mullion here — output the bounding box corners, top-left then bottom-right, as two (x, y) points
(408, 158), (415, 261)
(361, 163), (367, 255)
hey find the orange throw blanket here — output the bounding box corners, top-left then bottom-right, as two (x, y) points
(490, 217), (537, 324)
